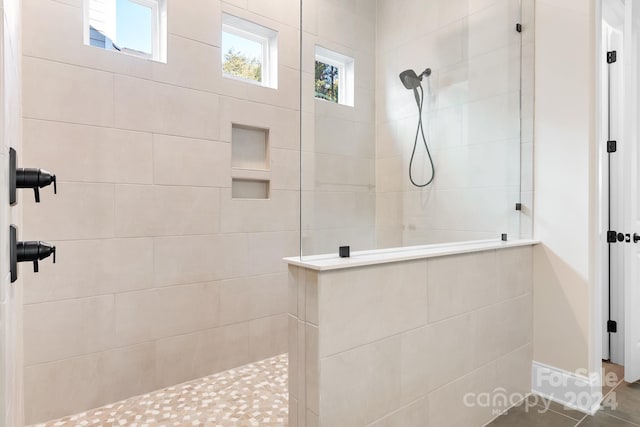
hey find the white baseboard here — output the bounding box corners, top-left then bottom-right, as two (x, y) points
(531, 361), (602, 415)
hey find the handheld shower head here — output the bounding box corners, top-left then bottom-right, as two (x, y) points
(399, 69), (421, 90)
(399, 68), (432, 90)
(399, 67), (436, 188)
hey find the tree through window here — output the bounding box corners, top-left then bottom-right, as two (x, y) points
(315, 61), (339, 103)
(314, 46), (354, 106)
(221, 13), (278, 88)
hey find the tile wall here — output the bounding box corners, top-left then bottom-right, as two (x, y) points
(289, 246), (534, 427)
(20, 0), (299, 423)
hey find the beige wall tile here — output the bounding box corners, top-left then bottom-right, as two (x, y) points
(305, 323), (319, 414)
(305, 270), (318, 326)
(168, 0), (221, 47)
(247, 0), (300, 27)
(497, 344), (533, 397)
(23, 119), (153, 184)
(248, 231), (298, 275)
(289, 395), (299, 427)
(306, 410), (319, 427)
(152, 34), (218, 92)
(23, 57), (114, 126)
(304, 191), (374, 231)
(297, 250), (533, 425)
(24, 344), (156, 425)
(427, 251), (499, 322)
(151, 281), (219, 337)
(24, 238), (154, 304)
(22, 182), (114, 241)
(24, 295), (115, 366)
(296, 319), (307, 403)
(154, 234), (250, 286)
(400, 313), (475, 403)
(114, 75), (220, 140)
(297, 267), (307, 321)
(312, 153), (375, 191)
(97, 344), (157, 405)
(427, 360), (498, 427)
(220, 189), (298, 232)
(153, 134), (230, 187)
(218, 273), (288, 325)
(114, 282), (220, 347)
(112, 290), (156, 347)
(271, 148), (300, 191)
(367, 397), (429, 427)
(288, 314), (299, 397)
(474, 294), (533, 368)
(315, 115), (375, 159)
(115, 185), (220, 237)
(223, 0), (248, 8)
(253, 65), (300, 110)
(154, 322), (250, 389)
(275, 24), (301, 71)
(248, 313), (288, 361)
(219, 96), (299, 150)
(318, 260), (427, 357)
(288, 266), (299, 316)
(497, 246), (533, 301)
(319, 335), (402, 426)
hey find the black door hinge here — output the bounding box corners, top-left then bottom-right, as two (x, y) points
(608, 320), (618, 333)
(516, 23), (522, 33)
(607, 140), (617, 153)
(608, 51), (617, 64)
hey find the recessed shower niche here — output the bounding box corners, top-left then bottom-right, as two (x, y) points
(231, 124), (271, 199)
(232, 124), (270, 169)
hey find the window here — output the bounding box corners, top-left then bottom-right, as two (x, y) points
(315, 46), (355, 107)
(84, 0), (167, 62)
(222, 13), (278, 88)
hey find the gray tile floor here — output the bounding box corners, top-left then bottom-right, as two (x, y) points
(488, 363), (639, 427)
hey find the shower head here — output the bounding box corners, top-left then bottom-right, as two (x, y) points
(399, 68), (432, 90)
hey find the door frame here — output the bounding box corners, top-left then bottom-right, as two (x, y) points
(594, 0), (617, 386)
(600, 0), (626, 365)
(0, 1), (24, 426)
(594, 0), (640, 384)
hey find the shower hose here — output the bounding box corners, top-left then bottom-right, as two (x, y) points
(409, 84), (435, 187)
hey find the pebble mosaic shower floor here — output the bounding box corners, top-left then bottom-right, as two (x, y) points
(30, 354), (288, 427)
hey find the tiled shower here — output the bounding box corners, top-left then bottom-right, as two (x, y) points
(22, 0), (297, 423)
(17, 0), (534, 425)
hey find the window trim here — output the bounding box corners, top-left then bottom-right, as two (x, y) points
(130, 0), (159, 58)
(314, 46), (355, 107)
(221, 13), (278, 89)
(83, 0), (167, 63)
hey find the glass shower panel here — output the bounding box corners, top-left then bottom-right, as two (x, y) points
(301, 0), (527, 257)
(300, 0), (377, 256)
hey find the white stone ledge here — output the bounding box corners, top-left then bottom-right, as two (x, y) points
(284, 239), (540, 271)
